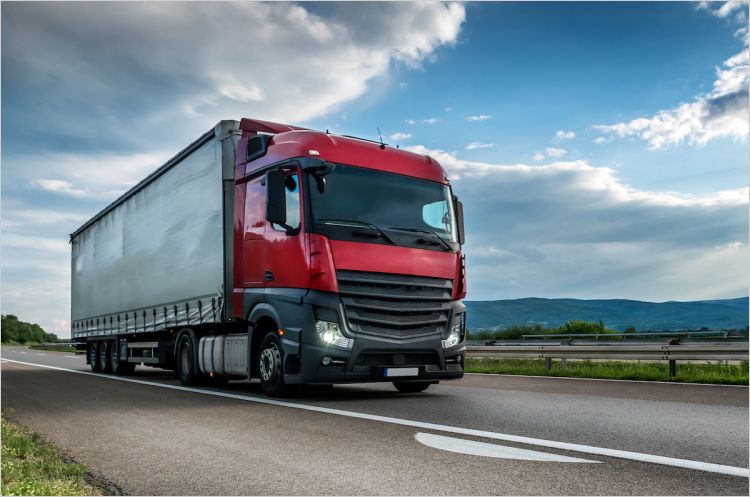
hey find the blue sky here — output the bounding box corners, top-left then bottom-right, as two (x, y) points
(2, 1), (748, 336)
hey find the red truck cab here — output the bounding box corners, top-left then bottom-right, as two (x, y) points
(232, 118), (467, 394)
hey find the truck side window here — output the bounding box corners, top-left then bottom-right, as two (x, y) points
(245, 177), (266, 232)
(271, 171), (301, 232)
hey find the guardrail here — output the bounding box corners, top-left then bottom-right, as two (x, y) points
(466, 342), (749, 376)
(519, 331), (742, 340)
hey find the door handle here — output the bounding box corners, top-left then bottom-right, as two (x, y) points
(264, 270), (274, 281)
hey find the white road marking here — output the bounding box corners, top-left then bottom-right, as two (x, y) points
(65, 355), (78, 359)
(2, 358), (748, 478)
(415, 432), (599, 463)
(20, 351), (27, 354)
(36, 353), (47, 356)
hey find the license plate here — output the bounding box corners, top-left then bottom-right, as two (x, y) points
(384, 367), (419, 377)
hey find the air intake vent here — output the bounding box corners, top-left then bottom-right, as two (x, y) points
(337, 270), (453, 339)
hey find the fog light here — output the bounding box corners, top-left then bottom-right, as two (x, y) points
(322, 356), (332, 366)
(315, 320), (353, 349)
(442, 324), (462, 349)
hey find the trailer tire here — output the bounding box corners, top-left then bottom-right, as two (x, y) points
(393, 381), (431, 393)
(176, 333), (200, 386)
(88, 341), (101, 372)
(258, 333), (290, 397)
(99, 340), (112, 373)
(110, 340), (135, 375)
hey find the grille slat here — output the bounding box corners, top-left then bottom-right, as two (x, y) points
(337, 270), (453, 339)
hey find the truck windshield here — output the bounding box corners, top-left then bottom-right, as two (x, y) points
(308, 164), (458, 247)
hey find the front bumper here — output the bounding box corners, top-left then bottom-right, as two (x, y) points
(290, 290), (466, 384)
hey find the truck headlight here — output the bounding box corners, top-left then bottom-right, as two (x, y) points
(442, 323), (462, 349)
(315, 321), (352, 349)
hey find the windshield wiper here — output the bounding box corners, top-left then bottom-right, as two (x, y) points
(386, 227), (452, 251)
(317, 219), (395, 244)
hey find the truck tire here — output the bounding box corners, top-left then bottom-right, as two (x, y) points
(393, 381), (431, 393)
(176, 333), (200, 386)
(88, 341), (100, 372)
(99, 340), (112, 373)
(258, 332), (290, 397)
(109, 340), (135, 375)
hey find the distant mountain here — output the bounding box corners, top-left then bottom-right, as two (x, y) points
(464, 297), (749, 332)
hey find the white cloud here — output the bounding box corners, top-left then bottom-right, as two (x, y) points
(533, 152), (546, 161)
(553, 130), (576, 142)
(594, 29), (749, 149)
(699, 1), (748, 21)
(407, 145), (749, 301)
(466, 114), (492, 122)
(404, 119), (417, 125)
(545, 147), (567, 158)
(422, 118), (441, 124)
(389, 132), (412, 141)
(593, 136), (612, 144)
(465, 142), (495, 150)
(444, 107), (453, 112)
(399, 82), (408, 89)
(34, 179), (89, 198)
(3, 2), (465, 146)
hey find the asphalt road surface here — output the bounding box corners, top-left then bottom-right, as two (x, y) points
(2, 346), (748, 495)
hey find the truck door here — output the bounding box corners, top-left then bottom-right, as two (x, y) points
(263, 167), (309, 289)
(243, 176), (267, 286)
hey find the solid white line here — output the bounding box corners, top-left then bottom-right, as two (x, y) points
(415, 432), (599, 463)
(2, 358), (748, 478)
(36, 353), (47, 356)
(65, 356), (78, 359)
(464, 372), (749, 387)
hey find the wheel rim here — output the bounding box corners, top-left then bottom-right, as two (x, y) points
(259, 344), (281, 382)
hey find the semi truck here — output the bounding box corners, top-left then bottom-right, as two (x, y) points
(71, 118), (467, 396)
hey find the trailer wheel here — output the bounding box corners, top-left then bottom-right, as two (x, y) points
(176, 334), (199, 386)
(99, 340), (112, 373)
(258, 333), (289, 397)
(88, 341), (101, 372)
(110, 340), (135, 375)
(393, 381), (431, 393)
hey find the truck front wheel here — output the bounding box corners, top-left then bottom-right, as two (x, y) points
(88, 341), (100, 372)
(176, 334), (199, 386)
(258, 333), (289, 397)
(393, 381), (431, 393)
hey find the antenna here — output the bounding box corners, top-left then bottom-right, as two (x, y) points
(376, 127), (386, 149)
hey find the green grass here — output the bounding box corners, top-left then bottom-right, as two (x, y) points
(26, 344), (77, 353)
(465, 358), (749, 385)
(1, 412), (100, 496)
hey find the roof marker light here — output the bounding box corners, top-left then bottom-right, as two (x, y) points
(308, 150), (320, 156)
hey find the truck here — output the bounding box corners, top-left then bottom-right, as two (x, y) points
(71, 118), (467, 396)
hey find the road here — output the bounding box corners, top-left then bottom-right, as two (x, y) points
(2, 346), (748, 495)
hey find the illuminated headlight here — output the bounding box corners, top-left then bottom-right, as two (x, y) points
(315, 321), (352, 348)
(442, 324), (462, 349)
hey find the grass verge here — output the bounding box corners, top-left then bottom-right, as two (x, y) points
(465, 358), (749, 385)
(26, 344), (77, 353)
(1, 412), (100, 496)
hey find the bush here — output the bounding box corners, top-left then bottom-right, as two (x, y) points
(1, 315), (58, 344)
(470, 320), (614, 341)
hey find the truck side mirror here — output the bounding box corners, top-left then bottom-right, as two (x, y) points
(454, 197), (465, 245)
(266, 170), (288, 227)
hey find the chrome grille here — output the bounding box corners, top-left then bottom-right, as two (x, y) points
(337, 270), (453, 338)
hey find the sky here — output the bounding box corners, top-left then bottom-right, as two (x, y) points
(2, 1), (748, 337)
